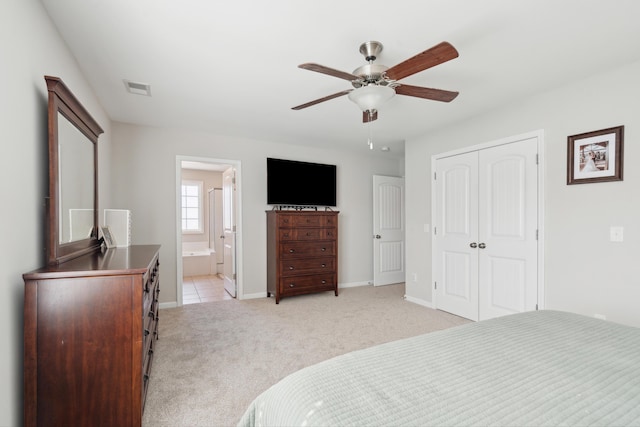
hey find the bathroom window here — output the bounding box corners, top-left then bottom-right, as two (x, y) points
(181, 180), (203, 233)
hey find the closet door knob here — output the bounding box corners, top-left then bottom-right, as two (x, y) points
(478, 243), (486, 249)
(470, 242), (478, 248)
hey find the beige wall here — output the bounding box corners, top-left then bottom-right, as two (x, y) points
(1, 1), (113, 424)
(405, 59), (640, 327)
(110, 122), (402, 303)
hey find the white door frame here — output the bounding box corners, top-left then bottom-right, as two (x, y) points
(431, 129), (545, 312)
(175, 155), (244, 306)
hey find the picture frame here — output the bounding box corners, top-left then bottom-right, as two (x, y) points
(99, 226), (116, 249)
(567, 125), (624, 185)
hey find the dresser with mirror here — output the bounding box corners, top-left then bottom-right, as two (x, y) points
(23, 76), (160, 426)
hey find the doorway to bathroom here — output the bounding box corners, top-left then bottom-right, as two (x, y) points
(176, 156), (242, 306)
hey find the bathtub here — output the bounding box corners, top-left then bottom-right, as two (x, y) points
(182, 241), (215, 276)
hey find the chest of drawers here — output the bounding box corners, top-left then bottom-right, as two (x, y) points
(23, 245), (161, 426)
(266, 210), (339, 303)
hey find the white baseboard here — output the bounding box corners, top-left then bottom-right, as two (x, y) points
(163, 282), (389, 306)
(241, 292), (268, 300)
(404, 295), (433, 309)
(159, 302), (178, 309)
(339, 281), (371, 289)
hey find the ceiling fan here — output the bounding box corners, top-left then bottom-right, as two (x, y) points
(292, 41), (459, 123)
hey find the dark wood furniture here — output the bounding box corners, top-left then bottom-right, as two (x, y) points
(267, 210), (339, 303)
(23, 245), (161, 427)
(45, 76), (103, 265)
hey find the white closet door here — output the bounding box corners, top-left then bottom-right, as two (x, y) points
(434, 151), (480, 320)
(478, 138), (538, 320)
(434, 137), (539, 322)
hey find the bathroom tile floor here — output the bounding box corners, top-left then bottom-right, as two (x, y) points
(183, 274), (234, 304)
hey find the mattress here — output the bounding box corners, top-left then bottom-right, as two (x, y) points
(238, 310), (640, 426)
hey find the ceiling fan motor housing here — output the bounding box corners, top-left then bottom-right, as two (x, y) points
(352, 63), (390, 87)
(359, 41), (383, 62)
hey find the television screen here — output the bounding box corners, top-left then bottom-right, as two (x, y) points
(267, 158), (337, 207)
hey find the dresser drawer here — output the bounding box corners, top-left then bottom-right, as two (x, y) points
(280, 257), (335, 276)
(279, 227), (336, 241)
(279, 274), (336, 294)
(280, 241), (336, 258)
(278, 214), (337, 227)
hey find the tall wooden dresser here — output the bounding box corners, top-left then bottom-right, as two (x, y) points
(23, 245), (161, 427)
(266, 210), (339, 303)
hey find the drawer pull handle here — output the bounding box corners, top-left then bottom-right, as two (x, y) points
(321, 280), (327, 284)
(289, 266), (294, 270)
(321, 247), (326, 251)
(289, 249), (295, 253)
(306, 232), (311, 236)
(321, 264), (326, 268)
(283, 233), (289, 237)
(289, 283), (295, 288)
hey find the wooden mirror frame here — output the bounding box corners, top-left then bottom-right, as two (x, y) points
(45, 76), (104, 264)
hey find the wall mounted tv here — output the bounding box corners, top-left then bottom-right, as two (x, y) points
(267, 157), (337, 207)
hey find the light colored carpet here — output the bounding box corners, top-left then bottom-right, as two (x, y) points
(142, 283), (469, 427)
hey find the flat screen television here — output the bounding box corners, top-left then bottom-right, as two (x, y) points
(267, 157), (337, 207)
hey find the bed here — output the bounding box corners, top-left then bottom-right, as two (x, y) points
(238, 310), (640, 426)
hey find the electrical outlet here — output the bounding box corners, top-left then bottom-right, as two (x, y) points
(412, 273), (418, 282)
(610, 226), (624, 242)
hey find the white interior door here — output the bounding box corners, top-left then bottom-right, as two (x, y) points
(434, 137), (539, 321)
(478, 138), (538, 320)
(208, 188), (224, 274)
(222, 167), (236, 297)
(434, 152), (479, 320)
(373, 175), (405, 286)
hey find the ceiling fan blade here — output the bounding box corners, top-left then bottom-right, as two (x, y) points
(298, 63), (359, 81)
(292, 89), (353, 110)
(385, 42), (459, 81)
(363, 110), (378, 123)
(395, 84), (459, 102)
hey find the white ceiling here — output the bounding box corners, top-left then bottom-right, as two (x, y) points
(41, 0), (640, 156)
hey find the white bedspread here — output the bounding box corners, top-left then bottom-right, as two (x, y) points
(238, 310), (640, 426)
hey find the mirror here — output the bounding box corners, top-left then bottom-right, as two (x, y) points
(45, 76), (104, 264)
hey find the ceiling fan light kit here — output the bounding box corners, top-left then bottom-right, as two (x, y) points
(348, 84), (395, 113)
(292, 40), (459, 148)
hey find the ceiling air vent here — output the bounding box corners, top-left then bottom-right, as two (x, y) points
(123, 79), (151, 96)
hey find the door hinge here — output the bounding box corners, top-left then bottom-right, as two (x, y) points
(434, 281), (437, 290)
(536, 154), (539, 165)
(433, 226), (437, 236)
(434, 171), (437, 180)
(536, 229), (538, 240)
(536, 304), (538, 310)
(233, 273), (237, 280)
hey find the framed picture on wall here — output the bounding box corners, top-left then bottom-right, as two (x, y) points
(567, 125), (624, 185)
